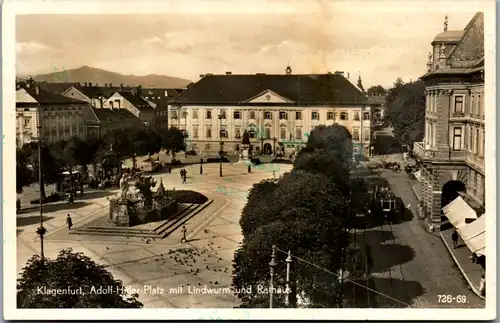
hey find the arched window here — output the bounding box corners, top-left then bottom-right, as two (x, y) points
(205, 144), (211, 151)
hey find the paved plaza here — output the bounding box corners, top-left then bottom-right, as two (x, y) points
(16, 162), (293, 308)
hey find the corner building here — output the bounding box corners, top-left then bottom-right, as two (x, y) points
(413, 13), (485, 230)
(168, 67), (373, 158)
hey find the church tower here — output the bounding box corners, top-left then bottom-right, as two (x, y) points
(357, 73), (365, 93)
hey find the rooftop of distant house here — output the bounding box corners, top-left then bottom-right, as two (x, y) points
(16, 85), (88, 105)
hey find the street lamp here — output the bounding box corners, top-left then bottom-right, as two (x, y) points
(285, 250), (292, 306)
(260, 136), (264, 154)
(35, 110), (46, 262)
(272, 137), (277, 156)
(269, 245), (277, 308)
(218, 113), (224, 177)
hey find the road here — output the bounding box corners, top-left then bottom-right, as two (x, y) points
(348, 157), (484, 308)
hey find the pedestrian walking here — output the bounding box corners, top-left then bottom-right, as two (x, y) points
(479, 274), (485, 296)
(180, 225), (188, 243)
(452, 230), (459, 249)
(66, 214), (73, 231)
(180, 169), (185, 182)
(68, 192), (74, 204)
(183, 169), (187, 184)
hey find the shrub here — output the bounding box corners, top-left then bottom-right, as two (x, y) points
(271, 159), (293, 164)
(167, 160), (183, 166)
(186, 150), (197, 156)
(29, 192), (61, 205)
(206, 157), (231, 163)
(250, 158), (261, 165)
(168, 190), (208, 204)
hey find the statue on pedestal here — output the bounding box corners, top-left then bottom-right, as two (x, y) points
(239, 130), (252, 162)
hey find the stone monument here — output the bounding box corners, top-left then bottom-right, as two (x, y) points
(237, 130), (252, 164)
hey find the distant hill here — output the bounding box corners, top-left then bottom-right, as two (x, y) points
(29, 66), (192, 89)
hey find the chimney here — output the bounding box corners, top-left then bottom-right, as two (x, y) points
(347, 72), (350, 79)
(95, 83), (99, 87)
(131, 88), (137, 96)
(199, 74), (205, 78)
(35, 86), (40, 95)
(109, 83), (112, 87)
(77, 82), (81, 86)
(120, 84), (124, 92)
(89, 82), (92, 87)
(334, 71), (344, 76)
(136, 85), (142, 96)
(226, 71), (232, 75)
(104, 83), (108, 87)
(84, 82), (87, 87)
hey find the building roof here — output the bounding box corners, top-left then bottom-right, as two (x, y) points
(170, 73), (368, 106)
(91, 108), (143, 123)
(37, 82), (75, 94)
(118, 92), (154, 111)
(432, 30), (465, 43)
(368, 95), (386, 105)
(73, 85), (106, 99)
(17, 87), (88, 105)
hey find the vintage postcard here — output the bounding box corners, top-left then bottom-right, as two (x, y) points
(3, 0), (496, 320)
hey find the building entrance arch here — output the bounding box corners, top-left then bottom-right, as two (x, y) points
(263, 143), (272, 155)
(441, 180), (466, 231)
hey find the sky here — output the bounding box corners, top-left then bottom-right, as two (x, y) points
(15, 2), (479, 89)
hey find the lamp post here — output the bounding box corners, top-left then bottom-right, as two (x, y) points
(35, 111), (46, 262)
(285, 250), (292, 307)
(218, 113), (224, 177)
(273, 137), (277, 156)
(260, 137), (264, 154)
(269, 245), (277, 308)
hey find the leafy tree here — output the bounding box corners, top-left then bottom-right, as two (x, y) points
(161, 127), (186, 161)
(384, 79), (425, 148)
(16, 148), (34, 193)
(17, 248), (143, 308)
(21, 142), (61, 200)
(235, 171), (350, 308)
(103, 129), (134, 160)
(366, 85), (387, 96)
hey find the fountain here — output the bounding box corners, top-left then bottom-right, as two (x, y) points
(109, 173), (178, 226)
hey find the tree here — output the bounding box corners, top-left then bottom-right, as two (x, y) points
(161, 127), (186, 161)
(21, 142), (61, 200)
(17, 248), (143, 308)
(16, 148), (34, 193)
(384, 79), (425, 148)
(366, 85), (387, 97)
(234, 171), (350, 308)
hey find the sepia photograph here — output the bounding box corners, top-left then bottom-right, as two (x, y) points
(3, 0), (496, 320)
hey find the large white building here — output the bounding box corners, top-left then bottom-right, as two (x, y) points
(168, 67), (374, 157)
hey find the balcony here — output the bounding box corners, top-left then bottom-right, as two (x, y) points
(413, 142), (467, 162)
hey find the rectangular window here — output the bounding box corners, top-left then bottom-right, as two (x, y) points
(327, 112), (334, 120)
(249, 130), (256, 138)
(475, 127), (480, 154)
(363, 112), (370, 120)
(364, 129), (370, 141)
(192, 110), (198, 119)
(280, 128), (286, 139)
(296, 128), (302, 140)
(193, 127), (199, 138)
(265, 111), (272, 119)
(171, 111), (178, 119)
(279, 112), (288, 120)
(206, 128), (212, 138)
(476, 94), (481, 115)
(220, 110), (226, 119)
(452, 127), (462, 151)
(206, 110), (212, 119)
(454, 96), (464, 113)
(353, 112), (360, 121)
(220, 129), (227, 138)
(235, 127), (241, 139)
(295, 111), (302, 120)
(250, 111), (256, 119)
(265, 128), (271, 139)
(482, 129), (485, 157)
(233, 111), (241, 119)
(311, 112), (319, 120)
(352, 128), (360, 141)
(340, 112), (348, 120)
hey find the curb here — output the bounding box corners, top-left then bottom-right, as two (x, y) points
(411, 185), (421, 201)
(439, 232), (485, 300)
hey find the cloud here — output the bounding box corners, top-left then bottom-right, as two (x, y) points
(16, 42), (59, 55)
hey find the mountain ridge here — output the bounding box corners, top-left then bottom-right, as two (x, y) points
(25, 66), (192, 89)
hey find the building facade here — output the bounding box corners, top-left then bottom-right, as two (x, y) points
(16, 84), (92, 147)
(168, 68), (373, 157)
(413, 13), (485, 230)
(86, 107), (145, 139)
(142, 88), (182, 130)
(103, 90), (156, 126)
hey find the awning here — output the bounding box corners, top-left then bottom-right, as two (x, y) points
(413, 170), (422, 181)
(458, 214), (486, 256)
(442, 196), (478, 229)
